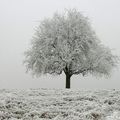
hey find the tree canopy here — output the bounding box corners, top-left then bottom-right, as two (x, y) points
(24, 9), (118, 88)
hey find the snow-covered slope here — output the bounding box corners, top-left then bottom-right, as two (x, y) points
(0, 89), (120, 120)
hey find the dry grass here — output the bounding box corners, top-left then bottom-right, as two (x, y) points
(0, 89), (120, 120)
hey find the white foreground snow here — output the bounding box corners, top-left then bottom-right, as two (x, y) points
(0, 89), (120, 120)
(106, 111), (120, 120)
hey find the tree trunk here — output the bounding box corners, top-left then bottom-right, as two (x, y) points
(66, 73), (71, 89)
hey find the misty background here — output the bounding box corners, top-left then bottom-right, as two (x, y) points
(0, 0), (120, 89)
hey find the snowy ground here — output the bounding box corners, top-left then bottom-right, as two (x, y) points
(0, 89), (120, 120)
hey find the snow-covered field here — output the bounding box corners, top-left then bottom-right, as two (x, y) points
(0, 89), (120, 120)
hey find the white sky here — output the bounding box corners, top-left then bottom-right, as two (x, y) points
(0, 0), (120, 89)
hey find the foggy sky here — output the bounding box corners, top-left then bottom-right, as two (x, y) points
(0, 0), (120, 89)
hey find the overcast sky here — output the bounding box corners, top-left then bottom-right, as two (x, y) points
(0, 0), (120, 89)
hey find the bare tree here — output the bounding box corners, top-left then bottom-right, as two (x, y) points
(24, 9), (118, 88)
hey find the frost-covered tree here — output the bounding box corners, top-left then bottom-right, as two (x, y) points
(24, 9), (118, 88)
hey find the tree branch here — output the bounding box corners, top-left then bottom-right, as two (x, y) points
(52, 42), (67, 64)
(72, 67), (92, 75)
